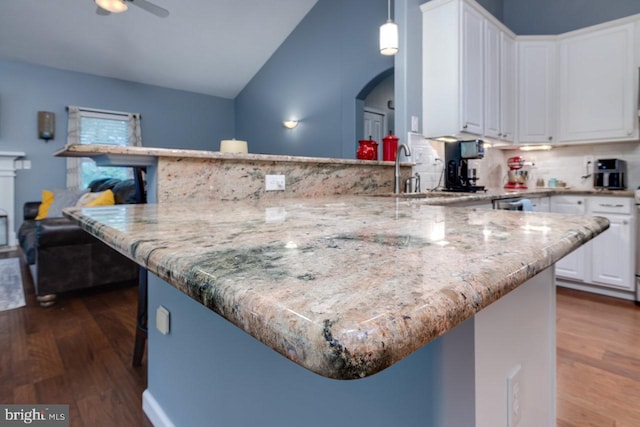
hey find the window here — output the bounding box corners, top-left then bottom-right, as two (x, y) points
(66, 106), (142, 189)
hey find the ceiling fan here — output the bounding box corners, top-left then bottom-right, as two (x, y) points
(95, 0), (170, 18)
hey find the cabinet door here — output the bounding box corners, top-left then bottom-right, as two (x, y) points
(499, 33), (516, 142)
(550, 196), (587, 281)
(517, 40), (556, 143)
(558, 22), (637, 142)
(484, 20), (501, 139)
(530, 196), (550, 212)
(589, 197), (636, 290)
(461, 3), (484, 135)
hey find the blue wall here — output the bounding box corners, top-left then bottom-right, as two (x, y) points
(504, 0), (640, 34)
(234, 0), (393, 159)
(0, 59), (234, 232)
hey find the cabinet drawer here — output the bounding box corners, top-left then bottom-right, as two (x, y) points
(589, 197), (633, 214)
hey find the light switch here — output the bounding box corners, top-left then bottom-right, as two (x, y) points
(156, 305), (171, 335)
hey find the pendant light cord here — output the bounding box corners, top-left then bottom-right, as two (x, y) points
(387, 0), (392, 21)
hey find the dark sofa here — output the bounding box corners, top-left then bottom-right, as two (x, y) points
(18, 178), (141, 307)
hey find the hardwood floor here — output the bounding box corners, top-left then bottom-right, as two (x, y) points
(0, 250), (152, 427)
(556, 287), (640, 427)
(2, 248), (639, 426)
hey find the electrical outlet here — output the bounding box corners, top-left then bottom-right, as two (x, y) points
(265, 174), (285, 191)
(507, 365), (523, 427)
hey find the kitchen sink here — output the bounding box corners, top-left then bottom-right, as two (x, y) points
(370, 191), (471, 199)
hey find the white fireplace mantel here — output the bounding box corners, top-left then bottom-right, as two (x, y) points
(0, 151), (26, 247)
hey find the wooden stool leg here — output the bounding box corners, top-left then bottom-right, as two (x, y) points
(133, 267), (148, 367)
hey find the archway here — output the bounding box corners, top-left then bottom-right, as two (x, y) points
(355, 68), (395, 159)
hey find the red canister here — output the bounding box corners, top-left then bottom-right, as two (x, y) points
(357, 139), (378, 160)
(383, 133), (399, 161)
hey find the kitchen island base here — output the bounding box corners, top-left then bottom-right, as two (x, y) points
(143, 268), (555, 427)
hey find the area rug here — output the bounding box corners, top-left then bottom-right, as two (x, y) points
(0, 257), (25, 312)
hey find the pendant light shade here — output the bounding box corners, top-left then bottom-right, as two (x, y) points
(95, 0), (129, 13)
(380, 0), (398, 56)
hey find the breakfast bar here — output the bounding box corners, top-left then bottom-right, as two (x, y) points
(64, 195), (608, 427)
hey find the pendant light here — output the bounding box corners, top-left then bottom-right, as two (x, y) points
(379, 0), (398, 56)
(95, 0), (129, 14)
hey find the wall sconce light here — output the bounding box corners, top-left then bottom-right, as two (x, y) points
(380, 0), (398, 56)
(37, 111), (55, 141)
(283, 120), (299, 129)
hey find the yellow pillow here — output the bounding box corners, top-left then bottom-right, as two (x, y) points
(84, 189), (115, 207)
(35, 190), (54, 220)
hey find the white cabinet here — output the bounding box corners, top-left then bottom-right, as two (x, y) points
(550, 195), (587, 281)
(588, 198), (635, 290)
(484, 20), (501, 139)
(484, 22), (516, 142)
(422, 0), (484, 137)
(500, 32), (517, 142)
(517, 38), (557, 144)
(530, 196), (549, 212)
(558, 22), (638, 143)
(551, 195), (636, 299)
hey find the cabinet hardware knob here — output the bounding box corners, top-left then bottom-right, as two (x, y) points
(548, 136), (552, 141)
(463, 124), (468, 129)
(577, 201), (582, 205)
(623, 220), (629, 225)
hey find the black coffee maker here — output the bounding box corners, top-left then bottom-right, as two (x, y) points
(594, 159), (626, 190)
(444, 139), (486, 192)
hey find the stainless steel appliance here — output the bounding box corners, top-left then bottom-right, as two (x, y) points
(594, 159), (626, 189)
(444, 139), (485, 192)
(492, 198), (533, 211)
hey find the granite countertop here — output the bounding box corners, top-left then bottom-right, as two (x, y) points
(54, 144), (413, 167)
(64, 196), (608, 380)
(377, 188), (635, 206)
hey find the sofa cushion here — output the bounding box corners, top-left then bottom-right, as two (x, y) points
(46, 188), (89, 218)
(35, 190), (54, 220)
(89, 178), (122, 192)
(18, 220), (37, 265)
(112, 179), (138, 204)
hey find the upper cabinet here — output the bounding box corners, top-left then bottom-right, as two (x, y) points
(485, 21), (517, 142)
(421, 0), (640, 147)
(422, 0), (484, 137)
(517, 38), (557, 143)
(422, 0), (514, 140)
(558, 22), (638, 143)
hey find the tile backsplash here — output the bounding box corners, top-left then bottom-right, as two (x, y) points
(411, 136), (640, 191)
(507, 142), (640, 190)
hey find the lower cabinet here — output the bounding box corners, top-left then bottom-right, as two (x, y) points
(550, 195), (636, 299)
(588, 197), (635, 290)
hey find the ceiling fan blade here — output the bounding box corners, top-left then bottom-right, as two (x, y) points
(129, 0), (170, 18)
(96, 6), (111, 16)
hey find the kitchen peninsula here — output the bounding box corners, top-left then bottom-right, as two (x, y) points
(63, 189), (608, 427)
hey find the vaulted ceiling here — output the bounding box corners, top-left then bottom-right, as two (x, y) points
(0, 0), (319, 98)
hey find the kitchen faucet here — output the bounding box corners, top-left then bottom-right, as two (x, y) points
(394, 144), (411, 194)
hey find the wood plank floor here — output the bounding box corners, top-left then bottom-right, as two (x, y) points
(0, 249), (152, 427)
(2, 248), (639, 426)
(556, 287), (640, 427)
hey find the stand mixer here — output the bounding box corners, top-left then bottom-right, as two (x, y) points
(504, 156), (530, 189)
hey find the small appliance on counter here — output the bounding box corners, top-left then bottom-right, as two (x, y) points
(504, 156), (529, 189)
(594, 159), (626, 189)
(443, 139), (485, 192)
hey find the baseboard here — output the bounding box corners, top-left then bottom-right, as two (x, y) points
(556, 279), (635, 301)
(142, 389), (175, 427)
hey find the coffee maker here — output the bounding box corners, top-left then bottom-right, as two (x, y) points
(444, 139), (486, 192)
(594, 159), (626, 190)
